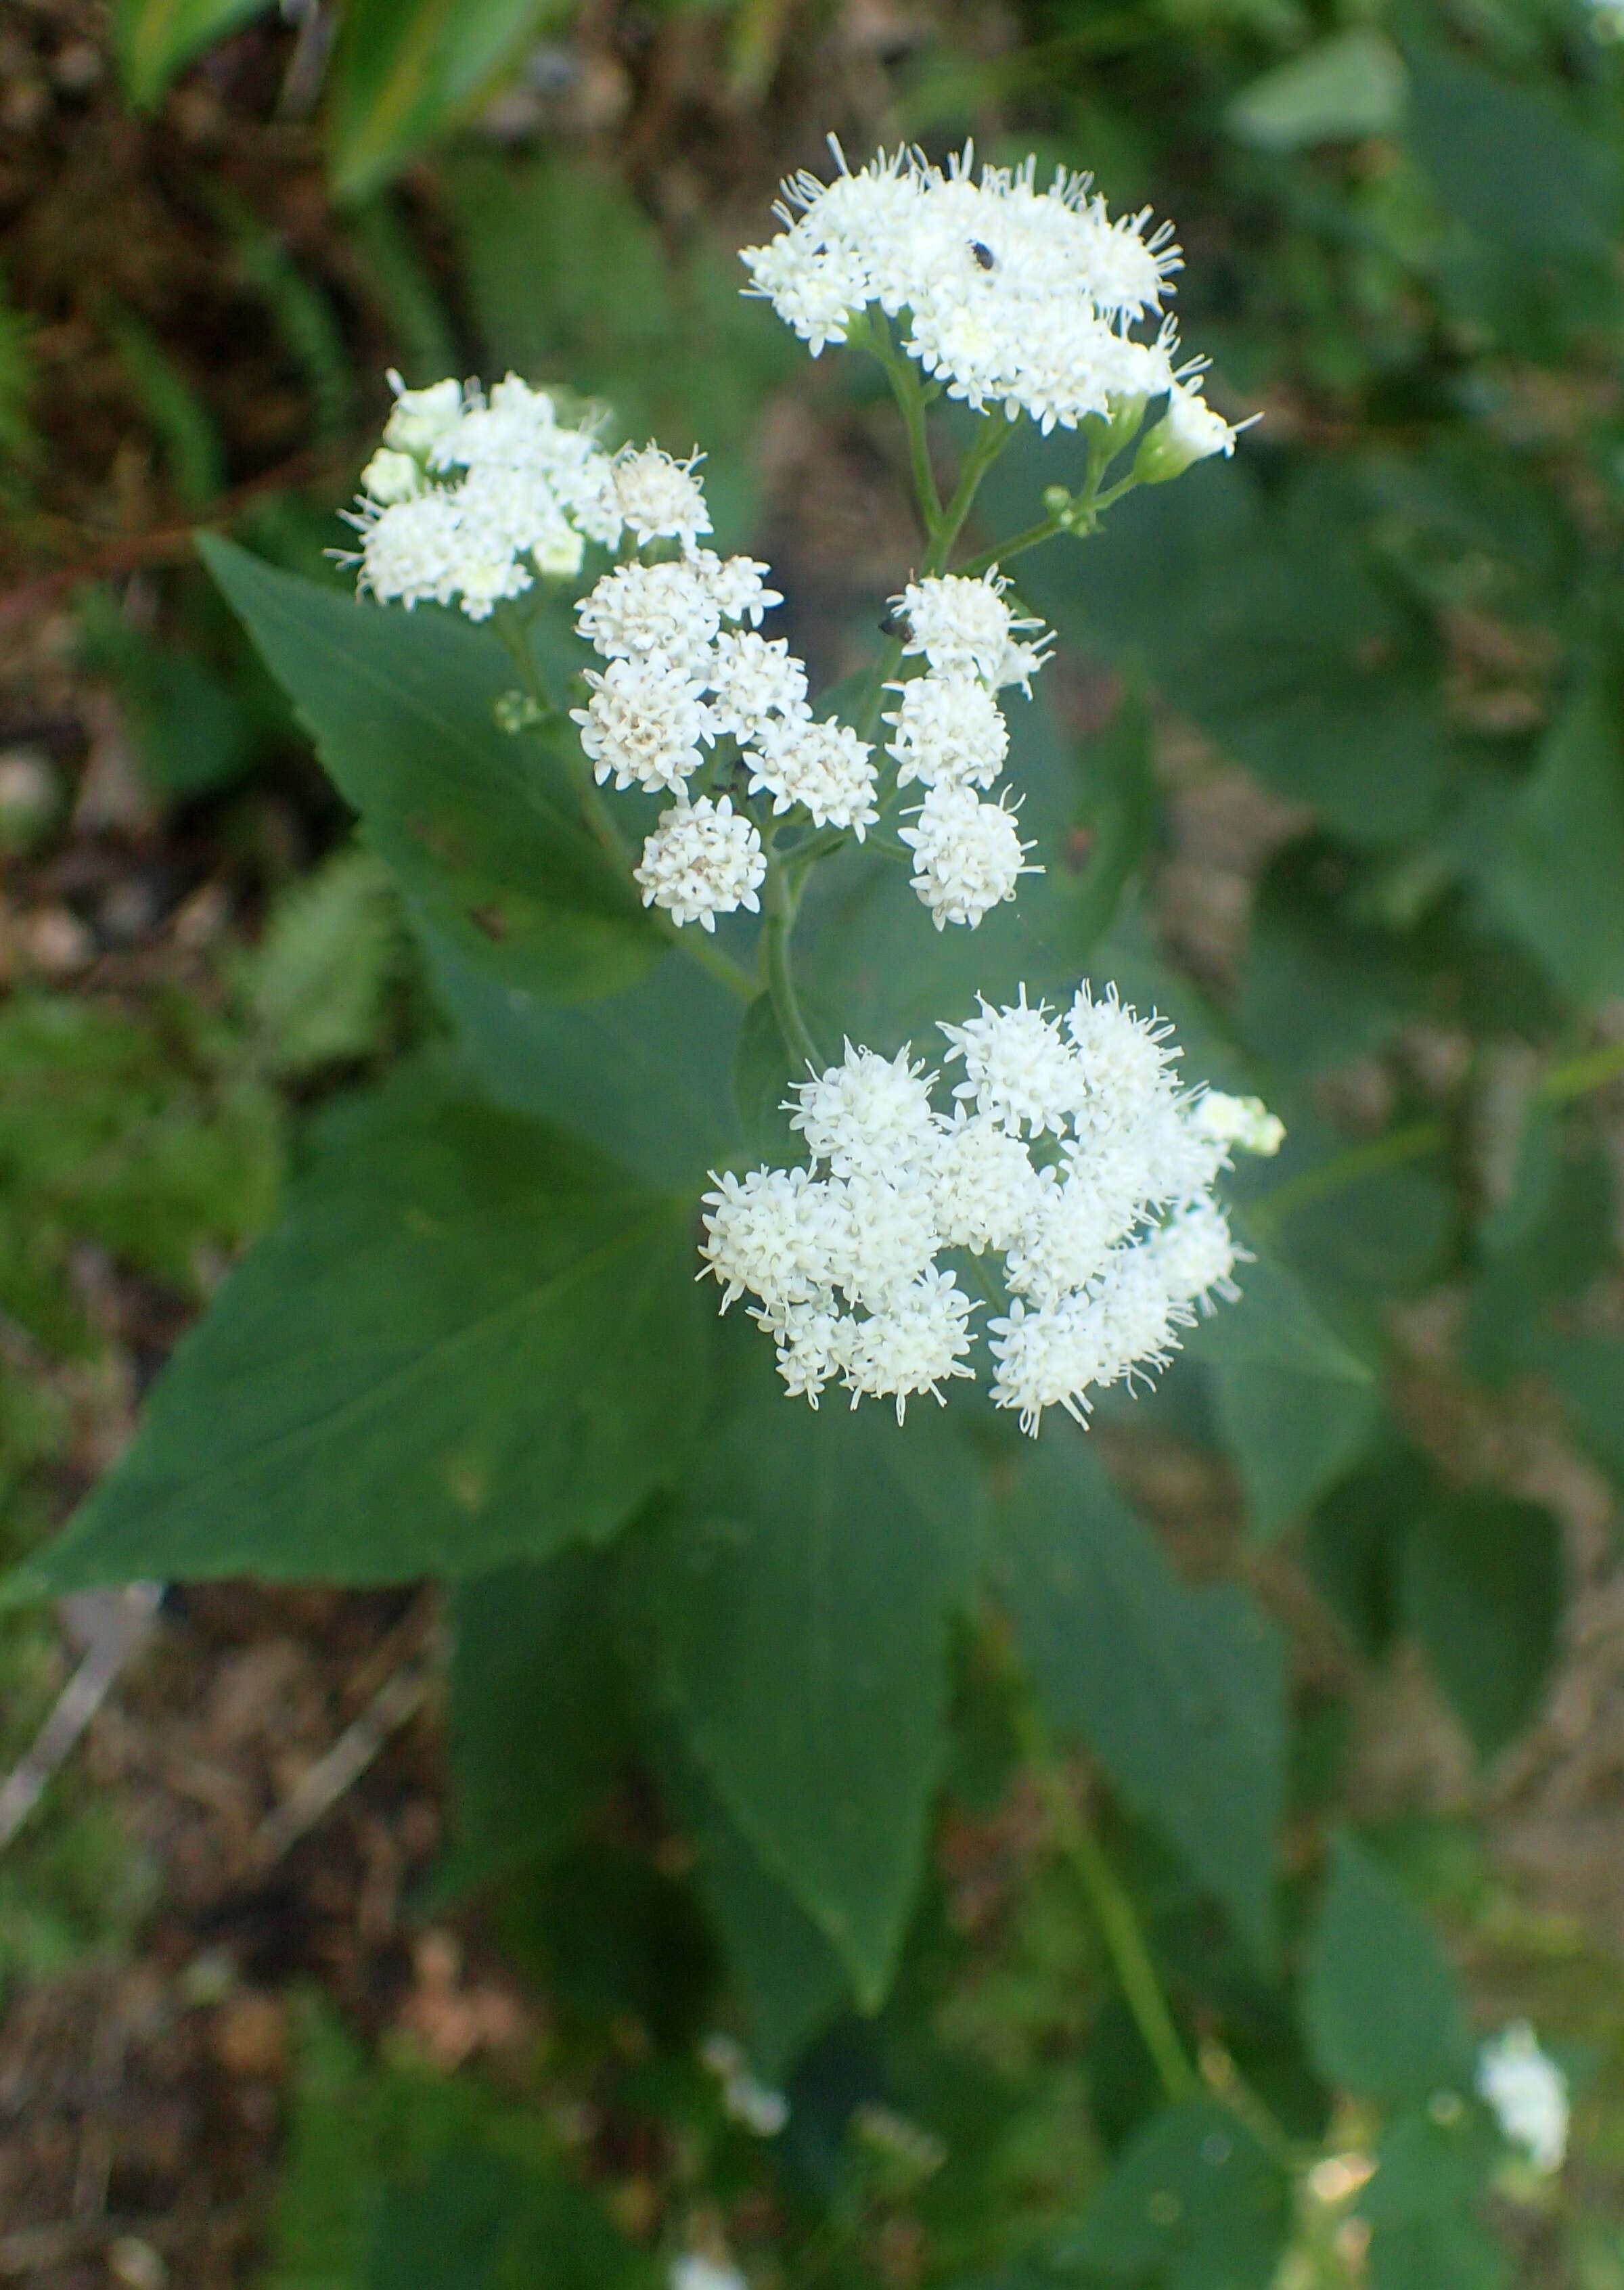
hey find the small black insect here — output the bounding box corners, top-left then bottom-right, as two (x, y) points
(970, 240), (996, 271)
(879, 605), (910, 637)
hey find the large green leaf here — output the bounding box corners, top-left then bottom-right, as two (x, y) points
(1303, 1835), (1472, 2106)
(438, 1550), (635, 1900)
(1358, 2107), (1508, 2290)
(7, 1064), (708, 1598)
(1399, 1490), (1564, 1761)
(200, 537), (662, 1004)
(997, 1435), (1286, 1959)
(1209, 1360), (1384, 1544)
(1479, 677), (1624, 1006)
(650, 1352), (983, 2009)
(1055, 2098), (1288, 2290)
(422, 929), (747, 1193)
(326, 0), (570, 202)
(1225, 29), (1407, 152)
(113, 0), (273, 107)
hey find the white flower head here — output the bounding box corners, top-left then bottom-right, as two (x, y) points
(901, 784), (1039, 930)
(894, 570), (1047, 687)
(1066, 982), (1180, 1136)
(705, 631), (811, 744)
(613, 443), (713, 549)
(634, 795), (765, 932)
(1147, 1194), (1240, 1316)
(690, 550), (784, 627)
(357, 493), (464, 611)
(1476, 2023), (1569, 2176)
(939, 989), (1083, 1137)
(930, 1110), (1041, 1253)
(789, 1041), (939, 1177)
(671, 2260), (747, 2290)
(360, 447), (422, 505)
(700, 1165), (839, 1314)
(577, 557), (722, 671)
(381, 371), (466, 455)
(842, 1269), (976, 1424)
(570, 656), (711, 795)
(885, 671), (1010, 790)
(748, 719), (879, 837)
(1190, 1091), (1286, 1158)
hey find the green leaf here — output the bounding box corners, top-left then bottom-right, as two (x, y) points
(650, 1356), (982, 2009)
(1055, 2098), (1288, 2290)
(1303, 1835), (1472, 2106)
(1537, 1330), (1624, 1489)
(422, 929), (746, 1192)
(7, 1064), (708, 1598)
(438, 1550), (634, 1900)
(1209, 1360), (1384, 1544)
(1359, 2107), (1508, 2290)
(1184, 1236), (1372, 1388)
(1399, 1490), (1564, 1761)
(1226, 30), (1407, 152)
(200, 537), (663, 1004)
(1479, 675), (1624, 1005)
(1303, 1440), (1438, 1661)
(325, 0), (571, 202)
(997, 1435), (1286, 1959)
(249, 849), (403, 1079)
(660, 1742), (850, 2078)
(113, 0), (273, 108)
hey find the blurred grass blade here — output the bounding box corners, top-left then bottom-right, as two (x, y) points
(325, 0), (572, 203)
(104, 302), (225, 510)
(113, 0), (275, 109)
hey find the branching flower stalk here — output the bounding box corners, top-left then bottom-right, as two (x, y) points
(340, 138), (1265, 1431)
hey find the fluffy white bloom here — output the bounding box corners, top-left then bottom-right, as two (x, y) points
(1476, 2023), (1569, 2175)
(360, 447), (422, 504)
(577, 558), (721, 670)
(705, 631), (811, 744)
(571, 657), (711, 795)
(702, 985), (1278, 1426)
(901, 784), (1037, 929)
(1066, 982), (1179, 1136)
(347, 372), (618, 618)
(381, 372), (465, 455)
(886, 671), (1010, 790)
(689, 550), (784, 627)
(612, 443), (713, 548)
(894, 571), (1049, 688)
(941, 989), (1085, 1136)
(842, 1270), (976, 1423)
(634, 795), (765, 931)
(671, 2260), (746, 2290)
(742, 142), (1190, 433)
(789, 1042), (939, 1177)
(748, 719), (879, 836)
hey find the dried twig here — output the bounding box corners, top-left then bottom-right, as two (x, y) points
(0, 1586), (162, 1856)
(252, 1637), (440, 1867)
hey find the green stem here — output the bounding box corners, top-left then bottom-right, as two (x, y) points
(927, 418), (1013, 575)
(862, 313), (943, 535)
(1016, 1697), (1198, 2107)
(1252, 1035), (1624, 1233)
(763, 857), (821, 1073)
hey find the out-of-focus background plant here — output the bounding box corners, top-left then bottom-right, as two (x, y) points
(5, 1), (1624, 2284)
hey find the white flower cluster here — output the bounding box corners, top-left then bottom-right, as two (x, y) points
(567, 457), (886, 931)
(700, 985), (1283, 1429)
(1476, 2023), (1569, 2176)
(346, 372), (629, 619)
(886, 569), (1051, 929)
(700, 2033), (790, 2136)
(742, 140), (1237, 449)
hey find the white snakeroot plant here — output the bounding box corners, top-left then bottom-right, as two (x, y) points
(343, 138), (1261, 1427)
(1476, 2023), (1569, 2176)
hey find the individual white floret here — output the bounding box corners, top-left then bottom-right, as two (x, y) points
(359, 447), (422, 504)
(1190, 1091), (1286, 1158)
(1066, 982), (1180, 1136)
(986, 1293), (1114, 1434)
(1137, 379), (1239, 483)
(570, 658), (711, 795)
(928, 1110), (1041, 1253)
(613, 443), (713, 549)
(885, 671), (1010, 790)
(699, 1165), (840, 1314)
(1147, 1194), (1240, 1316)
(634, 795), (765, 932)
(704, 631), (811, 744)
(1085, 1245), (1182, 1391)
(788, 1042), (940, 1178)
(901, 784), (1038, 929)
(826, 1172), (940, 1311)
(688, 550), (784, 627)
(1476, 2023), (1569, 2175)
(842, 1270), (976, 1424)
(577, 558), (722, 670)
(939, 989), (1084, 1137)
(748, 720), (879, 838)
(894, 570), (1047, 686)
(358, 493), (464, 610)
(381, 371), (466, 455)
